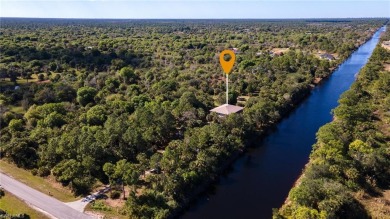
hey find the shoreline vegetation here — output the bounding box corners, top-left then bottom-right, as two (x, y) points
(275, 24), (390, 219)
(0, 18), (388, 218)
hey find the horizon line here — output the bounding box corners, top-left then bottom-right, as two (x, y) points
(1, 17), (390, 20)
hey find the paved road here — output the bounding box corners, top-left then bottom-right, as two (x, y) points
(65, 199), (90, 213)
(0, 173), (95, 219)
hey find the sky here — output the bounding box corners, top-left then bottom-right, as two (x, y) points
(0, 0), (389, 19)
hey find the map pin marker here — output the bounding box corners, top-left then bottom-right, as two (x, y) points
(219, 50), (236, 74)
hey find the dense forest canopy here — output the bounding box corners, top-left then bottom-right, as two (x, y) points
(0, 18), (388, 218)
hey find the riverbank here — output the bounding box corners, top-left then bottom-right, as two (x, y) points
(283, 23), (390, 205)
(276, 25), (389, 219)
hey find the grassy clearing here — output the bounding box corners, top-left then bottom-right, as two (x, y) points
(16, 78), (38, 85)
(0, 160), (78, 202)
(10, 106), (26, 114)
(85, 201), (128, 219)
(0, 191), (50, 219)
(0, 74), (41, 87)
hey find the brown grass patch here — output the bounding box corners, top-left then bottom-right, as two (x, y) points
(355, 189), (390, 219)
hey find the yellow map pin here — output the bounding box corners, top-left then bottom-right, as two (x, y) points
(219, 50), (236, 74)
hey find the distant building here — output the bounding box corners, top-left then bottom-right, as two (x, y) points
(319, 53), (335, 61)
(231, 48), (241, 54)
(382, 41), (390, 50)
(382, 40), (390, 50)
(210, 104), (244, 117)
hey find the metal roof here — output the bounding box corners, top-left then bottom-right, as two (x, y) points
(210, 104), (244, 115)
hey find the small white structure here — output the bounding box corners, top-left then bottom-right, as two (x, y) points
(319, 53), (335, 61)
(231, 48), (241, 54)
(210, 104), (244, 117)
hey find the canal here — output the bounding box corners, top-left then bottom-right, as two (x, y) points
(181, 26), (386, 219)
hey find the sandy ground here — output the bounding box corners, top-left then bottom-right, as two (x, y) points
(65, 200), (90, 212)
(313, 77), (323, 84)
(384, 64), (390, 72)
(271, 48), (289, 55)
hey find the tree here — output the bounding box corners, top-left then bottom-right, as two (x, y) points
(77, 86), (97, 106)
(8, 119), (24, 132)
(126, 189), (170, 219)
(4, 138), (38, 168)
(105, 78), (120, 92)
(86, 105), (107, 126)
(291, 206), (327, 219)
(103, 162), (116, 193)
(34, 87), (56, 104)
(55, 84), (76, 102)
(38, 73), (44, 81)
(52, 159), (94, 194)
(119, 67), (136, 84)
(42, 112), (66, 128)
(103, 160), (141, 199)
(349, 140), (372, 154)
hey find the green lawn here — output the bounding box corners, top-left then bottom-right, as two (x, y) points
(0, 160), (78, 202)
(0, 191), (50, 219)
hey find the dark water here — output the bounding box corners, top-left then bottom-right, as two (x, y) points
(181, 26), (386, 219)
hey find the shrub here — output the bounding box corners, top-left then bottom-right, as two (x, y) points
(90, 200), (111, 212)
(110, 191), (121, 199)
(37, 167), (51, 177)
(77, 87), (97, 106)
(8, 119), (24, 132)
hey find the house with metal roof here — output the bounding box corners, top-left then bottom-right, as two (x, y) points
(210, 104), (244, 117)
(319, 53), (335, 61)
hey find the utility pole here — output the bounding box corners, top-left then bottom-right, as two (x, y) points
(226, 74), (229, 104)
